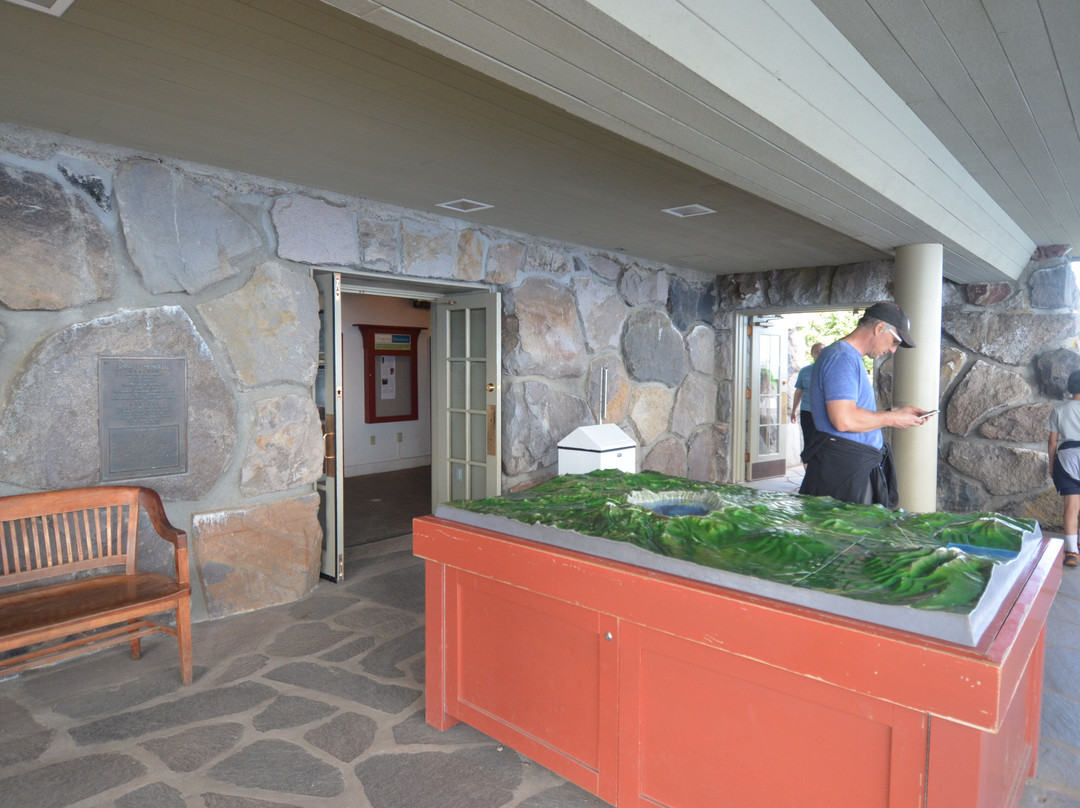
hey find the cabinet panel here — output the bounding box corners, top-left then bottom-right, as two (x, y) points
(619, 623), (927, 808)
(448, 571), (618, 798)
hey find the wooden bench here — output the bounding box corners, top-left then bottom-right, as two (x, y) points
(0, 486), (192, 685)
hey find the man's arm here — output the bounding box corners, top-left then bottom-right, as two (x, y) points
(790, 390), (803, 423)
(1049, 430), (1059, 469)
(825, 399), (928, 432)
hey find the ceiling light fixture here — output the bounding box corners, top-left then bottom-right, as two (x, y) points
(662, 204), (716, 218)
(2, 0), (75, 15)
(436, 198), (493, 213)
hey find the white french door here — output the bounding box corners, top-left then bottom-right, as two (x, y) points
(315, 271), (345, 581)
(431, 293), (501, 511)
(747, 317), (789, 481)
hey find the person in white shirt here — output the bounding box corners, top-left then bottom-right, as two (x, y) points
(1047, 369), (1080, 568)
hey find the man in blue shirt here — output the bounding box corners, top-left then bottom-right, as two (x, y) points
(790, 341), (824, 449)
(799, 302), (933, 506)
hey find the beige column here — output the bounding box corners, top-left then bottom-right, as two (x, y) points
(891, 244), (943, 512)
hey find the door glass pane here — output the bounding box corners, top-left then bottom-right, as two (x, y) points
(470, 464), (487, 497)
(470, 412), (487, 462)
(760, 334), (780, 395)
(761, 396), (778, 425)
(450, 462), (467, 500)
(449, 309), (466, 357)
(469, 360), (487, 404)
(759, 425), (778, 454)
(450, 411), (466, 459)
(450, 360), (466, 409)
(469, 308), (487, 358)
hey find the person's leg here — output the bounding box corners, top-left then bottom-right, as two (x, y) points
(1063, 493), (1079, 566)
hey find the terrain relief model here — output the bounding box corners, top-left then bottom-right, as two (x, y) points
(450, 470), (1038, 615)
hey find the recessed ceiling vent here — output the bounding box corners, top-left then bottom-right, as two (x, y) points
(3, 0), (75, 15)
(436, 198), (493, 213)
(662, 204), (716, 218)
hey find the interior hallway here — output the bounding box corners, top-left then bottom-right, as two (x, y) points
(0, 522), (1076, 807)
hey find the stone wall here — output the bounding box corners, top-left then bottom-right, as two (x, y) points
(0, 123), (728, 620)
(933, 249), (1078, 530)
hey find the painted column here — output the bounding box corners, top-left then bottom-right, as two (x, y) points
(892, 243), (943, 512)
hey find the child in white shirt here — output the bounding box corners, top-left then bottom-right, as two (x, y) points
(1047, 369), (1080, 567)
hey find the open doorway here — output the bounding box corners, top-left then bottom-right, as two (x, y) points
(339, 293), (432, 548)
(314, 269), (500, 581)
(736, 308), (862, 487)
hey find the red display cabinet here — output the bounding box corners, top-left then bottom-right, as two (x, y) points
(415, 515), (1061, 808)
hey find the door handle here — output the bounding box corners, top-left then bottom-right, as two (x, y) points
(323, 414), (335, 477)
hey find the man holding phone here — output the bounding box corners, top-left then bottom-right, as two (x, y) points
(799, 302), (933, 507)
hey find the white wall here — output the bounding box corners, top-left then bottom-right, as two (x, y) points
(340, 294), (432, 476)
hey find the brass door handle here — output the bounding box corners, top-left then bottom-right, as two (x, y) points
(323, 414), (335, 477)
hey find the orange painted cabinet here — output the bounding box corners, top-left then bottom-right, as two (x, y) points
(417, 516), (1060, 808)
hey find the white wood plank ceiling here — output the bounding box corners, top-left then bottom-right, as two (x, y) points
(1, 0), (1077, 284)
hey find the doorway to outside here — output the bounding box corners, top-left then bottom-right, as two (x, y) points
(737, 308), (862, 487)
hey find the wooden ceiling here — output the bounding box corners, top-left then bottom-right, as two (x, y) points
(2, 0), (1077, 283)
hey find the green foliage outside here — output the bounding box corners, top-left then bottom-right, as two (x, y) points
(794, 309), (872, 373)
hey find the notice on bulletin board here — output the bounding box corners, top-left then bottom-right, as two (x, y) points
(380, 356), (396, 399)
(374, 332), (412, 351)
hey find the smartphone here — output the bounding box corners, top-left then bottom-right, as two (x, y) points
(921, 409), (939, 417)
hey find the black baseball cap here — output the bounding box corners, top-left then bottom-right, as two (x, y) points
(864, 301), (915, 348)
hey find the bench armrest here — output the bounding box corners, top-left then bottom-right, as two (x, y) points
(138, 487), (189, 586)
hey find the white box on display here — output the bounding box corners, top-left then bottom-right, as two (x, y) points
(557, 424), (636, 474)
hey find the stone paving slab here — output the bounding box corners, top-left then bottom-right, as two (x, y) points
(0, 534), (1075, 808)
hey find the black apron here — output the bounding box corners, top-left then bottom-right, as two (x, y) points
(799, 432), (898, 508)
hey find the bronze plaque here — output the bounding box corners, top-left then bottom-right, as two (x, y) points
(99, 357), (187, 481)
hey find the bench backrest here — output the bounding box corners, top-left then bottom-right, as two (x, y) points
(0, 486), (143, 586)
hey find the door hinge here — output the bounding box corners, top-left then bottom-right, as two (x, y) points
(745, 451), (751, 463)
(745, 388), (752, 399)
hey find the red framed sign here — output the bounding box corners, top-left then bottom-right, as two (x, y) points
(355, 324), (425, 423)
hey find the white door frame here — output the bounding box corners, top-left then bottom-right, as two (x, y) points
(732, 310), (792, 484)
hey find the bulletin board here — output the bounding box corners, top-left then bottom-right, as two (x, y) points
(355, 325), (425, 423)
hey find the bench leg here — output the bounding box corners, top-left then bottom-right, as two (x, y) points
(127, 619), (142, 659)
(176, 596), (193, 686)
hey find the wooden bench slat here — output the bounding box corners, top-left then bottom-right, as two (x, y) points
(0, 573), (187, 647)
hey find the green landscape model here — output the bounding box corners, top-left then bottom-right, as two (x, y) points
(451, 470), (1036, 614)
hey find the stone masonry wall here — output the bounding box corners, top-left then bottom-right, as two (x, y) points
(0, 123), (728, 619)
(934, 249), (1078, 531)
